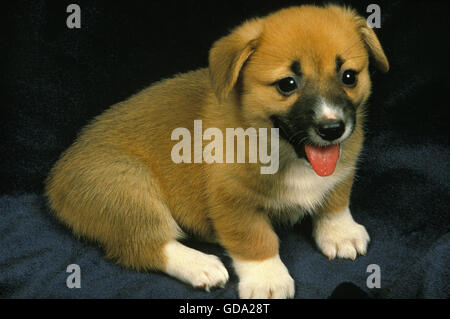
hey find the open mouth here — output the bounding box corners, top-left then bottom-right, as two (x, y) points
(304, 143), (340, 177)
(271, 115), (341, 177)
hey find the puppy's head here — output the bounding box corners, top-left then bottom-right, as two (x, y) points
(209, 5), (389, 176)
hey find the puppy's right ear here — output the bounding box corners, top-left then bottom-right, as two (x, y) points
(209, 19), (263, 102)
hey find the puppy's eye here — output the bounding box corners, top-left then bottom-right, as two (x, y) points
(341, 69), (357, 87)
(276, 76), (298, 96)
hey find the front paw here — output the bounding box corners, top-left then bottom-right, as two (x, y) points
(233, 255), (295, 299)
(313, 207), (370, 260)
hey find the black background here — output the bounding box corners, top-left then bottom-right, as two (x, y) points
(2, 0), (449, 194)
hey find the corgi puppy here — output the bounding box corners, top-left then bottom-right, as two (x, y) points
(46, 4), (388, 298)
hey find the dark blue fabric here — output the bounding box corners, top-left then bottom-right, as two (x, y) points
(1, 0), (449, 298)
(0, 180), (448, 298)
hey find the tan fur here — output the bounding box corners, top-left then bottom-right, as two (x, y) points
(46, 4), (388, 280)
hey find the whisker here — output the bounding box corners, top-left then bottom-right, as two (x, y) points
(288, 130), (306, 144)
(294, 136), (308, 148)
(276, 124), (291, 140)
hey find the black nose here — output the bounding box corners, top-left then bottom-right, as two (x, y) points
(316, 120), (345, 141)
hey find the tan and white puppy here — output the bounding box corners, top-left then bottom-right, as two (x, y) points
(46, 5), (388, 299)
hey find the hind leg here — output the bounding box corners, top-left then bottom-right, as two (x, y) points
(105, 193), (229, 291)
(46, 152), (228, 290)
(103, 195), (229, 291)
(103, 200), (229, 291)
(163, 240), (229, 291)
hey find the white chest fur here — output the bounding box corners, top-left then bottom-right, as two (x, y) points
(266, 160), (353, 222)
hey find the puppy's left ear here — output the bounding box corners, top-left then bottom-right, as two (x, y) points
(209, 18), (263, 102)
(356, 18), (390, 73)
(329, 5), (389, 73)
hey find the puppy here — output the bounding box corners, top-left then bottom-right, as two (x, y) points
(45, 4), (388, 299)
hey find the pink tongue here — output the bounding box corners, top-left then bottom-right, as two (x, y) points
(304, 144), (340, 177)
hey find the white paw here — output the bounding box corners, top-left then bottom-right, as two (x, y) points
(164, 241), (229, 291)
(234, 255), (295, 299)
(313, 207), (370, 260)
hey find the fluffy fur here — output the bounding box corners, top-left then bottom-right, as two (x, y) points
(45, 4), (388, 298)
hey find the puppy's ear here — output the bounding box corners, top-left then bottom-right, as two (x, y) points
(328, 5), (389, 73)
(355, 17), (390, 73)
(209, 18), (263, 102)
